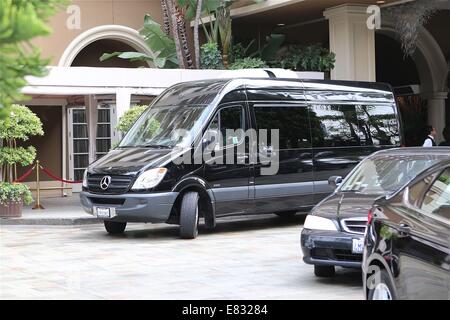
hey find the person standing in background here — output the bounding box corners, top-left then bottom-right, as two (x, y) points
(439, 126), (450, 146)
(422, 125), (437, 147)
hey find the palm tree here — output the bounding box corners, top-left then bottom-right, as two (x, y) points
(175, 5), (194, 68)
(160, 0), (171, 35)
(165, 0), (186, 68)
(194, 0), (203, 68)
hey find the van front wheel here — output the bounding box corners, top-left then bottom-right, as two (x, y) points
(179, 192), (200, 239)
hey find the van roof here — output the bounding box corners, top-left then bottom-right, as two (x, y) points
(175, 77), (394, 93)
(154, 78), (394, 107)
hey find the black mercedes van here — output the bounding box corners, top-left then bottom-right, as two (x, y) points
(80, 78), (402, 239)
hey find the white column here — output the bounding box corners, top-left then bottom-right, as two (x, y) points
(324, 4), (376, 81)
(85, 95), (98, 164)
(423, 92), (448, 143)
(114, 88), (132, 144)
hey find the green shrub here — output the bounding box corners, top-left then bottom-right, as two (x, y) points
(200, 42), (223, 69)
(117, 105), (149, 134)
(229, 57), (268, 70)
(276, 44), (335, 72)
(0, 183), (33, 206)
(230, 42), (247, 63)
(0, 105), (43, 192)
(0, 104), (44, 141)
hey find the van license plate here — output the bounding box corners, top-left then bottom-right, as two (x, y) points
(96, 207), (111, 219)
(352, 238), (364, 254)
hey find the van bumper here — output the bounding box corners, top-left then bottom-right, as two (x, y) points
(80, 191), (179, 223)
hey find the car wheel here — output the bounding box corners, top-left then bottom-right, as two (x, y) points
(104, 221), (127, 235)
(368, 269), (397, 300)
(275, 210), (297, 218)
(179, 192), (200, 239)
(314, 265), (335, 277)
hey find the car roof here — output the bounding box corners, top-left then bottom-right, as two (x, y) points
(369, 147), (450, 158)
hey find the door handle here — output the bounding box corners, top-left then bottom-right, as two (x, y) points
(262, 145), (273, 155)
(398, 223), (411, 236)
(237, 155), (249, 164)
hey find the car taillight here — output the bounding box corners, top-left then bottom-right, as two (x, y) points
(367, 208), (374, 225)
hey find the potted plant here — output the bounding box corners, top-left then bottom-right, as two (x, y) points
(0, 105), (43, 217)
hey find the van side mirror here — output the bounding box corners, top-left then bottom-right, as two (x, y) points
(328, 176), (343, 188)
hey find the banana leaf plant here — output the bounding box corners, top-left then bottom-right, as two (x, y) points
(100, 14), (179, 68)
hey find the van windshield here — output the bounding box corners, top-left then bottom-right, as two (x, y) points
(119, 105), (207, 148)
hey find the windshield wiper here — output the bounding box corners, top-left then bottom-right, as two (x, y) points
(340, 189), (362, 193)
(138, 144), (172, 149)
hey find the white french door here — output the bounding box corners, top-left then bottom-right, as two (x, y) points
(68, 104), (116, 192)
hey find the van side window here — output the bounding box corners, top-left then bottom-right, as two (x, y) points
(253, 105), (311, 149)
(206, 105), (244, 148)
(309, 105), (362, 147)
(356, 105), (399, 146)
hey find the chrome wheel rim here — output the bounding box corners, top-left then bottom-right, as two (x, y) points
(372, 283), (392, 300)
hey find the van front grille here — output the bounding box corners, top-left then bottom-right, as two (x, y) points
(89, 197), (125, 205)
(87, 174), (134, 194)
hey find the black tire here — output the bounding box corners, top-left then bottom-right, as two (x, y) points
(275, 210), (297, 218)
(314, 265), (335, 277)
(179, 192), (200, 239)
(367, 269), (397, 300)
(104, 221), (127, 235)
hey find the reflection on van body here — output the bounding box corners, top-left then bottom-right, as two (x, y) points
(80, 78), (402, 238)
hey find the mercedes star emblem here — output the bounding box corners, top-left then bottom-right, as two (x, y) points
(100, 176), (112, 190)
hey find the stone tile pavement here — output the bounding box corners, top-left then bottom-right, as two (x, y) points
(0, 215), (363, 300)
(0, 195), (99, 225)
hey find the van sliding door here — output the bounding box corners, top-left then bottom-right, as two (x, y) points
(252, 103), (315, 214)
(308, 104), (367, 201)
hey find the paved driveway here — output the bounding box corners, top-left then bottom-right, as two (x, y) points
(0, 215), (363, 300)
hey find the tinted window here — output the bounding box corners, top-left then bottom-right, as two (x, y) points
(309, 105), (363, 147)
(421, 168), (450, 220)
(356, 105), (400, 146)
(206, 105), (244, 148)
(408, 174), (436, 205)
(340, 156), (440, 194)
(254, 105), (311, 149)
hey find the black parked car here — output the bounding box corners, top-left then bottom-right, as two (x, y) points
(301, 148), (450, 277)
(363, 155), (450, 300)
(80, 77), (402, 239)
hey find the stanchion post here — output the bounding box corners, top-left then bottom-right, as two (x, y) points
(32, 160), (44, 210)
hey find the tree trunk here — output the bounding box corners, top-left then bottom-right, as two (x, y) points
(176, 6), (194, 69)
(165, 0), (186, 68)
(194, 0), (203, 69)
(160, 0), (171, 36)
(217, 6), (231, 69)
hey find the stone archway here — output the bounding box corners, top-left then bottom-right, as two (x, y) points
(379, 19), (449, 142)
(58, 25), (154, 67)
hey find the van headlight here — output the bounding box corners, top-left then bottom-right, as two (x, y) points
(304, 215), (338, 231)
(82, 169), (88, 188)
(132, 168), (167, 190)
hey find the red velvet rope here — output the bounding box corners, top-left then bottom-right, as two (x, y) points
(40, 167), (82, 184)
(13, 166), (36, 183)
